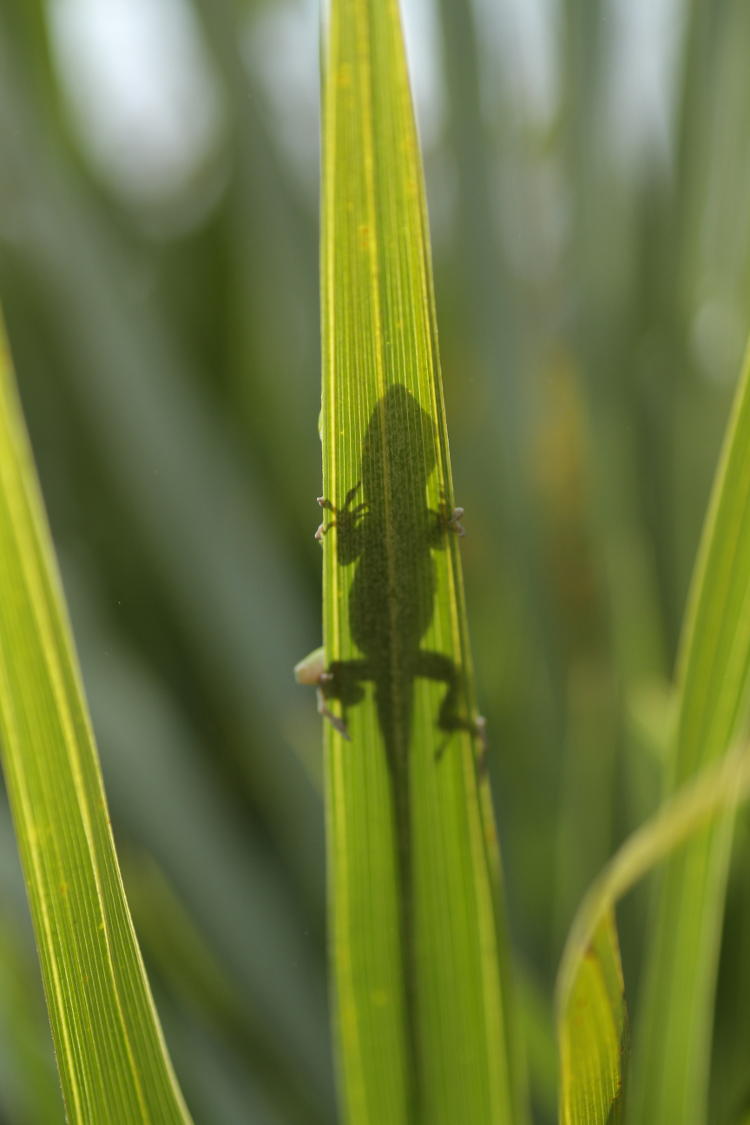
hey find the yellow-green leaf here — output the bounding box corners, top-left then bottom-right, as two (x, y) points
(320, 1), (524, 1122)
(0, 317), (192, 1124)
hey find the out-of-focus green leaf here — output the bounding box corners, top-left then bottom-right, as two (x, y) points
(0, 318), (192, 1123)
(0, 29), (323, 899)
(320, 1), (524, 1122)
(124, 852), (331, 1125)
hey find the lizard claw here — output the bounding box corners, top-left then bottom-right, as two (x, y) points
(315, 496), (335, 541)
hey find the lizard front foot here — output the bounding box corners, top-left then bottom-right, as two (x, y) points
(314, 484), (366, 541)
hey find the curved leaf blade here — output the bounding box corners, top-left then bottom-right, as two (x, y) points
(628, 339), (750, 1124)
(558, 745), (750, 1125)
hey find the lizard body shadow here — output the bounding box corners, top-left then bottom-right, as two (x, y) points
(319, 383), (475, 1119)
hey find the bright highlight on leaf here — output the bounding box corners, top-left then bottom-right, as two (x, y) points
(319, 1), (523, 1122)
(0, 316), (192, 1124)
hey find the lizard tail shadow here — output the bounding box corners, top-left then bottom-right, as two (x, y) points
(320, 384), (481, 1120)
(325, 655), (478, 1121)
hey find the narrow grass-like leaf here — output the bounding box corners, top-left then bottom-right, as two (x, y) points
(320, 2), (522, 1122)
(0, 319), (192, 1124)
(558, 744), (750, 1124)
(628, 340), (750, 1123)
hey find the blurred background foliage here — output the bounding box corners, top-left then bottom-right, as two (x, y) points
(0, 0), (749, 1122)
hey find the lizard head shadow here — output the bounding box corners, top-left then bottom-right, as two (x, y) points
(322, 383), (475, 760)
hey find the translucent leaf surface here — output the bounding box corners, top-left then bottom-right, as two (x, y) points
(320, 1), (523, 1121)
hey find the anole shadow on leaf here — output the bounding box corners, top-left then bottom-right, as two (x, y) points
(318, 384), (472, 747)
(314, 383), (481, 1117)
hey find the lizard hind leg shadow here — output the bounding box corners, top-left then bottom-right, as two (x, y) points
(319, 658), (372, 740)
(414, 650), (485, 760)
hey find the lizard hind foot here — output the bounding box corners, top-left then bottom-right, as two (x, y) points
(316, 687), (351, 741)
(433, 713), (488, 765)
(435, 489), (466, 537)
(447, 506), (465, 536)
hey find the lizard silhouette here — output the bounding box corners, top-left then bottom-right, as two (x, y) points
(317, 383), (480, 1119)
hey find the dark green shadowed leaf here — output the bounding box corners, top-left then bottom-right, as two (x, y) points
(0, 318), (192, 1123)
(319, 1), (524, 1123)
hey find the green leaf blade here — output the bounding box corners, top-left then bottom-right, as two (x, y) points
(0, 322), (192, 1124)
(321, 2), (521, 1123)
(628, 341), (750, 1124)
